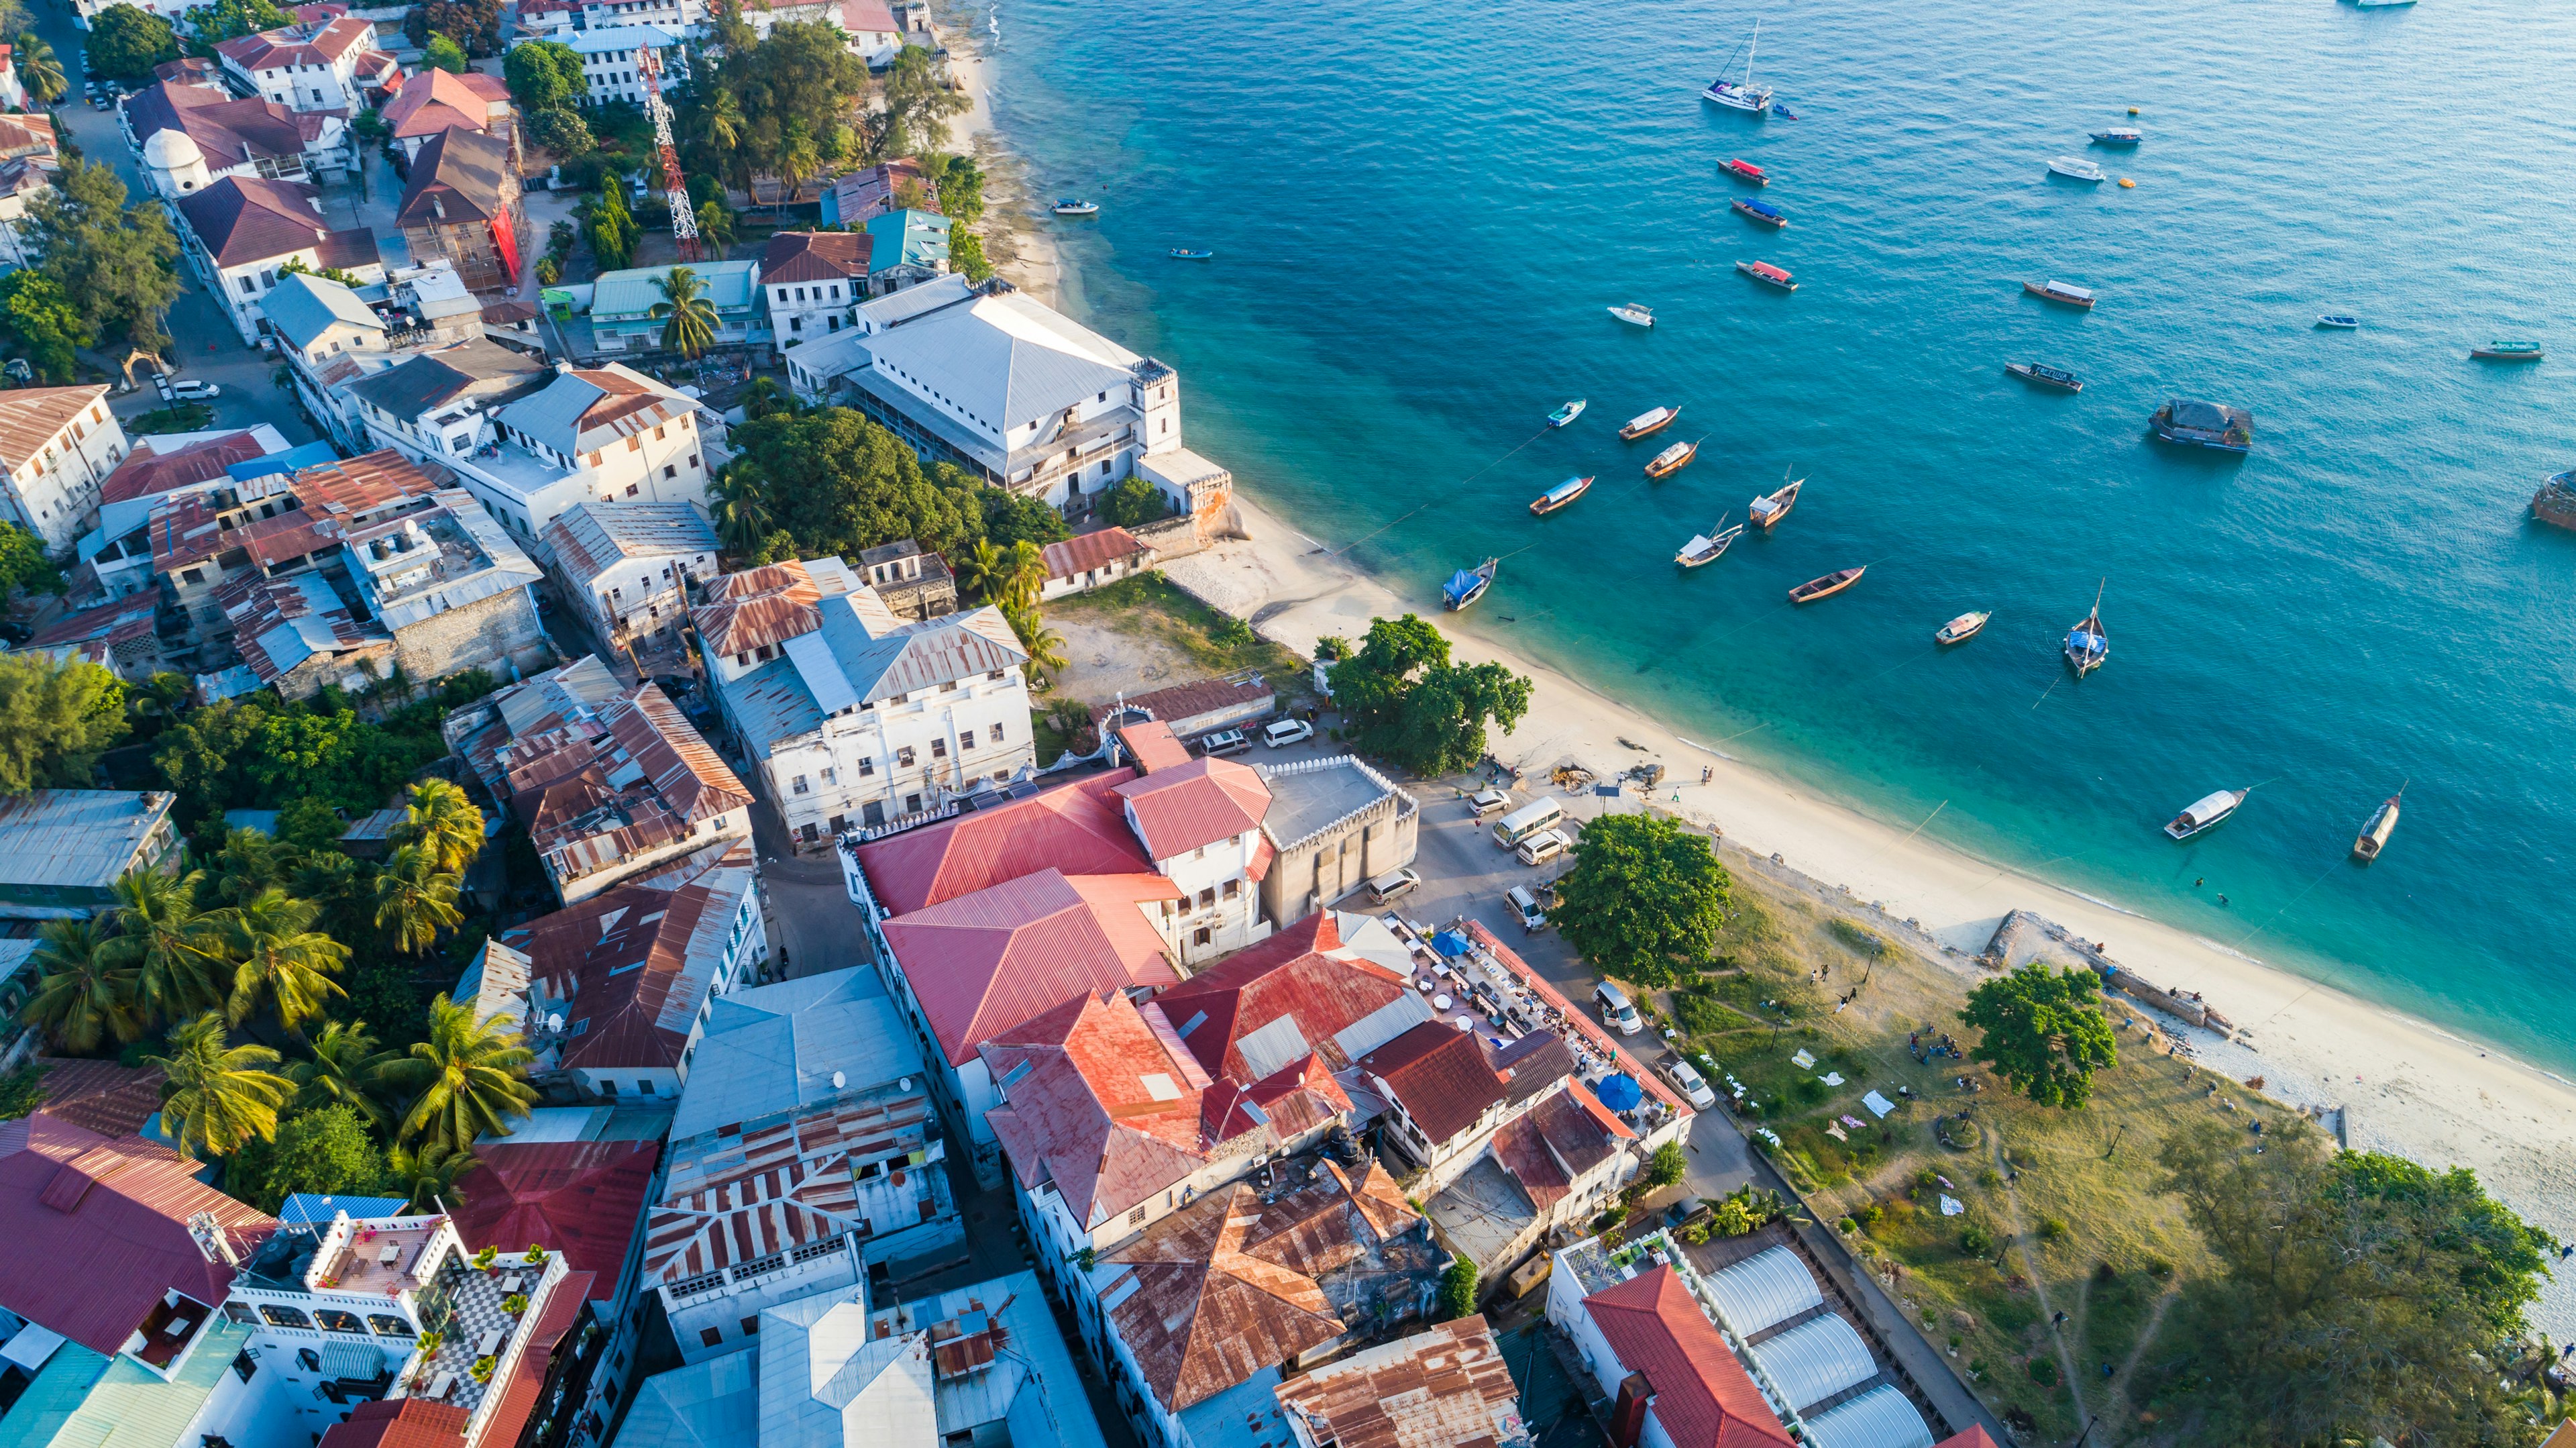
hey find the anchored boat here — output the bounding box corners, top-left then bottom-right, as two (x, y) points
(1935, 611), (1990, 645)
(1720, 158), (1769, 185)
(1676, 517), (1743, 568)
(2006, 362), (2083, 392)
(2317, 314), (2361, 329)
(1644, 438), (1701, 478)
(1052, 199), (1100, 215)
(1788, 567), (1864, 604)
(1732, 197), (1786, 228)
(2063, 580), (2108, 676)
(1607, 303), (1656, 327)
(2023, 279), (2096, 309)
(1169, 248), (1214, 259)
(1699, 20), (1775, 113)
(2472, 340), (2542, 360)
(2165, 788), (2247, 841)
(2352, 785), (2404, 862)
(1735, 260), (1796, 291)
(1530, 476), (1593, 515)
(1549, 399), (1588, 427)
(2532, 469), (2576, 531)
(2047, 156), (2107, 183)
(1748, 474), (1803, 529)
(2152, 399), (2255, 453)
(1619, 405), (1680, 440)
(2090, 128), (2143, 145)
(1443, 558), (1497, 611)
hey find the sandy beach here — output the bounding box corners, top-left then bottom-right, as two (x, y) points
(938, 22), (1065, 309)
(1161, 490), (2576, 1335)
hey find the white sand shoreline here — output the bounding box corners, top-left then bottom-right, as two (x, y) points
(1161, 489), (2576, 1335)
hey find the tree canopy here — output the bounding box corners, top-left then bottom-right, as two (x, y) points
(0, 654), (127, 794)
(875, 46), (968, 159)
(0, 271), (91, 384)
(0, 521), (60, 597)
(182, 0), (286, 46)
(24, 160), (182, 354)
(502, 38), (584, 111)
(421, 32), (468, 72)
(698, 20), (869, 187)
(981, 488), (1070, 551)
(722, 408), (987, 562)
(87, 0), (181, 78)
(1548, 813), (1731, 987)
(1094, 475), (1170, 529)
(1959, 962), (2118, 1108)
(1328, 615), (1532, 777)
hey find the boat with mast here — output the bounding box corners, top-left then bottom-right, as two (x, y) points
(2351, 784), (2404, 861)
(1443, 558), (1497, 611)
(1700, 21), (1775, 113)
(1549, 399), (1587, 427)
(1619, 405), (1680, 440)
(1788, 567), (1865, 604)
(1747, 472), (1803, 529)
(1676, 517), (1743, 568)
(1529, 476), (1593, 515)
(1644, 437), (1701, 478)
(2063, 580), (2108, 676)
(2165, 788), (2248, 841)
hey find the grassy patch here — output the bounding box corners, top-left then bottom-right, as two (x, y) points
(127, 402), (215, 435)
(1047, 572), (1318, 711)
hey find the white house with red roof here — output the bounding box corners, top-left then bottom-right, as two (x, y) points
(0, 386), (127, 552)
(1110, 721), (1273, 968)
(215, 17), (399, 114)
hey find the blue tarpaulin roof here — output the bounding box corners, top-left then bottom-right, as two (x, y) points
(1597, 1074), (1643, 1111)
(1431, 930), (1471, 958)
(1442, 570), (1480, 603)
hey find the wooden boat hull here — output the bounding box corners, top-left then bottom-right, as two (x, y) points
(1935, 612), (1989, 644)
(2023, 281), (2096, 309)
(1645, 442), (1698, 478)
(1735, 262), (1796, 291)
(2472, 347), (2542, 361)
(2165, 791), (2246, 841)
(1619, 408), (1680, 440)
(1788, 567), (1864, 603)
(1731, 199), (1787, 228)
(2063, 608), (2108, 676)
(2533, 472), (2576, 532)
(1548, 401), (1587, 427)
(1748, 480), (1802, 529)
(2351, 796), (2400, 861)
(2006, 363), (2083, 393)
(1721, 160), (1768, 185)
(1530, 477), (1593, 515)
(1443, 560), (1497, 612)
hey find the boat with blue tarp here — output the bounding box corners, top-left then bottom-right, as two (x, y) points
(1444, 558), (1497, 611)
(2151, 399), (2255, 452)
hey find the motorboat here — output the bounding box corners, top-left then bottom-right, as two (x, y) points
(1935, 611), (1990, 645)
(2317, 314), (2361, 329)
(1700, 20), (1775, 113)
(2047, 156), (2108, 183)
(1051, 199), (1099, 216)
(2063, 581), (2108, 676)
(1608, 303), (1656, 327)
(2024, 279), (2096, 309)
(2006, 362), (2083, 392)
(1644, 438), (1700, 478)
(1619, 405), (1680, 440)
(1788, 567), (1864, 604)
(1732, 197), (1787, 228)
(1549, 399), (1587, 427)
(1443, 558), (1497, 611)
(2151, 399), (2255, 453)
(2352, 786), (2404, 862)
(1168, 248), (1214, 259)
(1720, 158), (1769, 185)
(1735, 260), (1796, 291)
(1530, 476), (1593, 515)
(2090, 128), (2143, 145)
(1676, 517), (1743, 568)
(2165, 788), (2247, 841)
(2472, 340), (2543, 360)
(1748, 474), (1803, 528)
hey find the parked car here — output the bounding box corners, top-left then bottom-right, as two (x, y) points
(169, 380), (221, 400)
(1506, 884), (1547, 933)
(1260, 718), (1315, 749)
(1514, 827), (1570, 866)
(1197, 728), (1250, 758)
(1365, 868), (1419, 905)
(1595, 980), (1644, 1036)
(1467, 787), (1512, 817)
(1661, 1056), (1719, 1110)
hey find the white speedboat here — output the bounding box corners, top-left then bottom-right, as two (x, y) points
(1700, 19), (1774, 113)
(2164, 788), (2247, 841)
(1607, 303), (1655, 327)
(1051, 199), (1099, 216)
(2047, 156), (2107, 183)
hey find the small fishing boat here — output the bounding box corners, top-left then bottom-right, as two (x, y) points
(1169, 248), (1214, 259)
(1443, 558), (1497, 611)
(2152, 399), (2255, 453)
(2316, 314), (2361, 329)
(2047, 155), (2108, 183)
(2355, 0), (2416, 7)
(1732, 197), (1787, 228)
(2006, 361), (2083, 392)
(1699, 20), (1775, 113)
(2063, 581), (2108, 676)
(1607, 303), (1656, 327)
(1052, 199), (1100, 216)
(2472, 340), (2543, 360)
(2351, 785), (2404, 862)
(1530, 476), (1593, 515)
(1644, 438), (1700, 478)
(2024, 279), (2096, 309)
(1719, 158), (1769, 185)
(1676, 517), (1743, 568)
(2532, 469), (2576, 532)
(1619, 405), (1680, 440)
(1735, 260), (1796, 291)
(2165, 788), (2247, 841)
(1788, 567), (1864, 604)
(1748, 474), (1803, 529)
(1548, 398), (1587, 427)
(1935, 611), (1990, 645)
(2090, 128), (2143, 145)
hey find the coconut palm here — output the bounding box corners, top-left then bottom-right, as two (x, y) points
(708, 470), (771, 554)
(955, 537), (1005, 603)
(288, 1019), (402, 1131)
(775, 132), (819, 219)
(203, 827), (294, 907)
(1004, 603), (1066, 682)
(739, 376), (794, 421)
(292, 849), (379, 949)
(384, 1141), (478, 1214)
(388, 993), (536, 1151)
(19, 918), (142, 1053)
(651, 266), (718, 359)
(696, 85), (744, 156)
(695, 199), (735, 251)
(14, 36), (64, 105)
(149, 1013), (293, 1161)
(372, 845), (464, 958)
(222, 888), (350, 1030)
(390, 780), (484, 876)
(1002, 540), (1047, 611)
(109, 867), (230, 1031)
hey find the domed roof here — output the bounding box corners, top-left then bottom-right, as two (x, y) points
(141, 127), (203, 170)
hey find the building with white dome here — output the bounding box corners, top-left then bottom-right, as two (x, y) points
(121, 79), (352, 201)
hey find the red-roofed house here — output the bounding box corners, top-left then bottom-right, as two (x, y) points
(215, 17), (397, 113)
(1353, 1021), (1580, 1189)
(852, 769), (1150, 915)
(1553, 1265), (1796, 1448)
(28, 591), (169, 682)
(1148, 910), (1427, 1083)
(1110, 749), (1272, 969)
(381, 68), (515, 161)
(1038, 525), (1153, 600)
(173, 174), (384, 344)
(316, 1398), (470, 1448)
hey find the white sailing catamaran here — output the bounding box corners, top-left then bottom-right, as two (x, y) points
(1701, 21), (1775, 113)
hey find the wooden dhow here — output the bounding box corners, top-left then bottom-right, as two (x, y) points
(1619, 405), (1681, 440)
(1644, 438), (1701, 478)
(1788, 567), (1865, 603)
(2352, 784), (2405, 862)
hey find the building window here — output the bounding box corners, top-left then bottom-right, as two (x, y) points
(663, 464), (677, 479)
(929, 738), (946, 758)
(856, 757), (874, 777)
(1222, 880), (1239, 899)
(904, 793), (922, 813)
(700, 1327), (723, 1348)
(820, 766), (837, 785)
(958, 732), (975, 751)
(1193, 927), (1212, 947)
(800, 823), (819, 842)
(740, 1316), (759, 1335)
(896, 747), (914, 768)
(1196, 888), (1215, 909)
(989, 723), (1005, 743)
(1128, 1206), (1146, 1226)
(792, 775), (809, 794)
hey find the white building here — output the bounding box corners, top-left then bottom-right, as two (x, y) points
(692, 557), (1032, 846)
(473, 365), (717, 563)
(1104, 721), (1271, 966)
(539, 501), (720, 656)
(125, 79), (353, 199)
(757, 231), (867, 347)
(263, 272), (392, 451)
(542, 26), (688, 106)
(741, 0), (902, 63)
(213, 17), (398, 115)
(577, 0), (705, 35)
(172, 176), (385, 344)
(0, 386), (127, 552)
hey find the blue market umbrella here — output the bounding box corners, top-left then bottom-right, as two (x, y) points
(1596, 1074), (1643, 1111)
(1431, 930), (1472, 958)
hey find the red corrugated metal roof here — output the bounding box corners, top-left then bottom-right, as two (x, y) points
(472, 1268), (592, 1448)
(1354, 1023), (1503, 1146)
(1154, 913), (1409, 1080)
(1118, 720), (1191, 774)
(449, 1141), (659, 1279)
(856, 770), (1148, 915)
(1112, 758), (1270, 860)
(979, 992), (1212, 1228)
(1583, 1268), (1794, 1448)
(879, 868), (1179, 1066)
(25, 1059), (164, 1138)
(317, 1398), (469, 1448)
(1040, 527), (1148, 582)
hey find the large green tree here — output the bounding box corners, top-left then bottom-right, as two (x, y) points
(1549, 813), (1731, 988)
(150, 1012), (293, 1160)
(502, 38), (585, 111)
(0, 654), (127, 792)
(725, 408), (985, 561)
(109, 866), (230, 1031)
(388, 992), (535, 1151)
(524, 107), (593, 161)
(25, 160), (182, 353)
(0, 270), (95, 384)
(228, 1103), (388, 1214)
(875, 46), (967, 159)
(1959, 962), (2118, 1108)
(83, 4), (181, 82)
(184, 0), (288, 44)
(1094, 475), (1171, 529)
(421, 32), (467, 72)
(714, 19), (867, 181)
(0, 521), (63, 596)
(981, 486), (1070, 551)
(1328, 615), (1532, 777)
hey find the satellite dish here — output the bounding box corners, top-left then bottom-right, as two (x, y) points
(898, 1077), (912, 1092)
(830, 1071), (846, 1090)
(546, 1013), (564, 1033)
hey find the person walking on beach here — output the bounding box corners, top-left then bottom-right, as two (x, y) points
(1702, 765), (1713, 784)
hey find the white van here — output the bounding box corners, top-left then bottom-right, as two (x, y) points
(1595, 980), (1643, 1035)
(1366, 868), (1420, 904)
(1492, 796), (1566, 849)
(1515, 828), (1570, 866)
(1506, 884), (1547, 933)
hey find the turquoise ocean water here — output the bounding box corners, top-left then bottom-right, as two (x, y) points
(981, 0), (2576, 1072)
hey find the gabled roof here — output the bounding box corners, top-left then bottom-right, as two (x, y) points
(855, 769), (1149, 916)
(1042, 526), (1150, 582)
(174, 175), (354, 268)
(513, 857), (748, 1072)
(1112, 756), (1270, 860)
(1271, 1316), (1531, 1448)
(761, 1294), (938, 1448)
(492, 682), (751, 886)
(863, 207), (949, 274)
(878, 867), (1181, 1066)
(449, 1139), (660, 1280)
(1152, 913), (1429, 1082)
(541, 501), (718, 589)
(382, 67), (508, 139)
(759, 229), (870, 285)
(690, 558), (859, 658)
(861, 285), (1141, 432)
(0, 386), (105, 470)
(642, 1089), (943, 1284)
(1354, 1023), (1503, 1145)
(264, 272), (384, 350)
(216, 15), (377, 69)
(0, 1115), (277, 1355)
(314, 1396), (470, 1448)
(126, 81), (327, 172)
(28, 592), (160, 668)
(396, 127), (513, 226)
(590, 260), (761, 321)
(979, 991), (1216, 1230)
(217, 570), (390, 686)
(789, 592), (1027, 709)
(345, 338), (548, 419)
(1582, 1267), (1795, 1448)
(23, 1059), (164, 1139)
(665, 967), (926, 1142)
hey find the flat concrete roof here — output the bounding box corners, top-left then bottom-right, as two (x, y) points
(1260, 758), (1391, 850)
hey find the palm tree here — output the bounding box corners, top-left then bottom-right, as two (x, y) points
(292, 850), (379, 950)
(149, 1013), (292, 1161)
(1002, 540), (1048, 611)
(385, 1141), (478, 1214)
(372, 845), (463, 958)
(775, 132), (819, 220)
(388, 993), (536, 1151)
(222, 889), (349, 1030)
(652, 266), (718, 359)
(109, 868), (230, 1031)
(13, 36), (64, 105)
(695, 199), (735, 252)
(696, 86), (745, 156)
(391, 780), (484, 876)
(708, 470), (771, 554)
(203, 827), (293, 907)
(288, 1019), (402, 1131)
(956, 537), (1005, 603)
(1004, 603), (1067, 682)
(739, 376), (794, 421)
(19, 918), (142, 1053)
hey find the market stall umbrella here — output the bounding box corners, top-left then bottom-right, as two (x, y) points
(1597, 1074), (1644, 1111)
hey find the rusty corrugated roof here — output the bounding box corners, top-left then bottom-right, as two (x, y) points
(878, 868), (1180, 1067)
(1153, 913), (1413, 1082)
(0, 386), (105, 471)
(1271, 1316), (1529, 1448)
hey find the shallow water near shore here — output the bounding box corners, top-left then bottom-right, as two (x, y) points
(983, 0), (2576, 1073)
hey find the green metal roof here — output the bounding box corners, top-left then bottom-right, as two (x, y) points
(864, 209), (951, 274)
(589, 261), (763, 322)
(0, 1317), (255, 1448)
